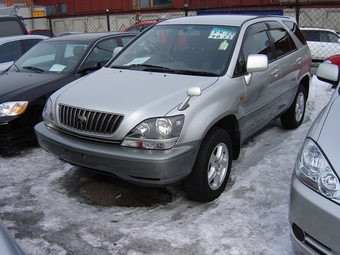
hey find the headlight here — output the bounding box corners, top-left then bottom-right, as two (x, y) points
(42, 98), (56, 129)
(121, 115), (184, 150)
(295, 138), (340, 204)
(0, 101), (28, 117)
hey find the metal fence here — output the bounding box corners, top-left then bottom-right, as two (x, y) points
(22, 2), (340, 62)
(22, 3), (340, 35)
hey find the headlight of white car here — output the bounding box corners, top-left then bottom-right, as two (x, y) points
(0, 101), (28, 117)
(121, 115), (184, 150)
(295, 138), (340, 204)
(42, 98), (56, 129)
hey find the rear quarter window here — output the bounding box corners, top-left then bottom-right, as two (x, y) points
(283, 21), (307, 45)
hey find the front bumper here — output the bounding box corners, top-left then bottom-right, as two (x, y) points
(35, 122), (200, 187)
(289, 173), (340, 255)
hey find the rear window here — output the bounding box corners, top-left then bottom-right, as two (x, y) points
(0, 20), (26, 36)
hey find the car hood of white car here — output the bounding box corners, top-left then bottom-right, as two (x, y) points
(56, 67), (219, 118)
(317, 93), (340, 175)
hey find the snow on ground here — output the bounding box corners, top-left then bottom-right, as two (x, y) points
(0, 75), (335, 255)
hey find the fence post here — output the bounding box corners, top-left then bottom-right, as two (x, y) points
(184, 4), (188, 16)
(48, 17), (54, 37)
(295, 0), (300, 25)
(106, 10), (111, 31)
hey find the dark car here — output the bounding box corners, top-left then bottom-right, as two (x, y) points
(0, 31), (137, 154)
(0, 15), (28, 37)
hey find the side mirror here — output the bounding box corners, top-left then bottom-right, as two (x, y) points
(244, 54), (268, 85)
(78, 61), (101, 74)
(113, 47), (123, 57)
(246, 54), (268, 73)
(316, 63), (340, 87)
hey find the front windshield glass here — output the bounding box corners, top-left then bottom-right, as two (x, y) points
(111, 24), (239, 76)
(14, 41), (90, 73)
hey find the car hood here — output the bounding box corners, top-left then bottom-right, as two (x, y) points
(0, 71), (65, 97)
(316, 94), (340, 174)
(56, 68), (219, 134)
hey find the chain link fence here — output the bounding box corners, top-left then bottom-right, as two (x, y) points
(22, 2), (340, 62)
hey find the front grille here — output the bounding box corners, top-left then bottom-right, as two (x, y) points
(58, 104), (123, 135)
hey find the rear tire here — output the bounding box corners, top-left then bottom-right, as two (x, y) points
(185, 127), (232, 202)
(281, 84), (306, 129)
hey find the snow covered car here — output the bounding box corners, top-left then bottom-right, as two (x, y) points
(289, 63), (340, 254)
(35, 15), (312, 202)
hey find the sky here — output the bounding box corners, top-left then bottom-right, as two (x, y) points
(0, 74), (335, 255)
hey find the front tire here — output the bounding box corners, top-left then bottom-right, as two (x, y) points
(185, 128), (232, 202)
(281, 84), (307, 129)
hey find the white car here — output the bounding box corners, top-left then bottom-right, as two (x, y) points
(0, 34), (48, 72)
(301, 27), (340, 61)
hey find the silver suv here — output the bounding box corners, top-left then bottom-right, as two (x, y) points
(35, 15), (312, 202)
(301, 27), (340, 61)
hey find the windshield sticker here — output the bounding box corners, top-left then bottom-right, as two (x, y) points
(126, 57), (151, 65)
(49, 64), (67, 72)
(209, 28), (236, 40)
(219, 40), (229, 50)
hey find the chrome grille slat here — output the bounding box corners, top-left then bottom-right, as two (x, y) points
(58, 104), (123, 135)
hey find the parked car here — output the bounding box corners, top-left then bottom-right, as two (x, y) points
(0, 31), (137, 154)
(289, 63), (340, 255)
(124, 21), (158, 32)
(0, 218), (26, 255)
(35, 15), (311, 202)
(0, 15), (28, 37)
(0, 34), (48, 73)
(324, 54), (340, 67)
(301, 27), (340, 61)
(28, 29), (55, 37)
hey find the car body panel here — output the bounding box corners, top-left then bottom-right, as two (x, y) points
(289, 63), (340, 255)
(0, 218), (26, 255)
(35, 15), (311, 191)
(324, 54), (340, 67)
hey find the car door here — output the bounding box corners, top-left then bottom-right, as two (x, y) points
(267, 21), (302, 110)
(238, 22), (282, 139)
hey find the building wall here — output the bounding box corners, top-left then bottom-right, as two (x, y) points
(33, 0), (274, 14)
(5, 0), (35, 6)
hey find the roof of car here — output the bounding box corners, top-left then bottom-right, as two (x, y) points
(158, 15), (294, 26)
(300, 27), (338, 33)
(44, 31), (138, 42)
(0, 34), (48, 43)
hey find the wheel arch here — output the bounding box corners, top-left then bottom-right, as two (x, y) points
(300, 74), (310, 99)
(211, 114), (241, 160)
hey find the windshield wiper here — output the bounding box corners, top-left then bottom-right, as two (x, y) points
(23, 66), (45, 73)
(111, 64), (172, 71)
(172, 70), (219, 77)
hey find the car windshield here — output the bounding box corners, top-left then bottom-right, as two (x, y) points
(110, 24), (239, 76)
(14, 41), (90, 73)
